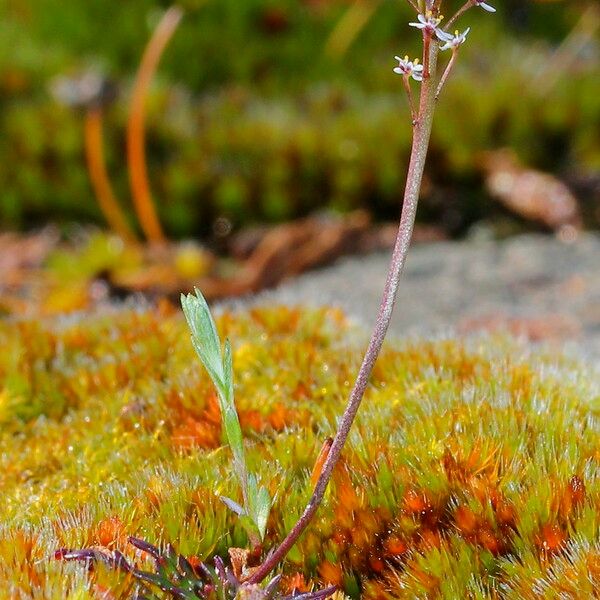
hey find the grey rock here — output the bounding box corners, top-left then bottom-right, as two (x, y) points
(224, 233), (600, 363)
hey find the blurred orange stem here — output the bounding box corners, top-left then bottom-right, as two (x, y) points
(127, 6), (183, 245)
(84, 107), (136, 242)
(310, 437), (333, 490)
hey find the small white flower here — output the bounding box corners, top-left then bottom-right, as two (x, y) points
(393, 56), (424, 81)
(474, 0), (496, 12)
(408, 12), (443, 35)
(436, 27), (471, 51)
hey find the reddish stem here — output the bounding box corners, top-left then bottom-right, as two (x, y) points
(247, 41), (440, 586)
(445, 0), (472, 31)
(402, 76), (418, 123)
(423, 33), (432, 78)
(435, 48), (458, 100)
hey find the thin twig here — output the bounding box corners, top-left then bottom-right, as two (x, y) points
(127, 6), (183, 245)
(405, 0), (419, 12)
(247, 41), (440, 586)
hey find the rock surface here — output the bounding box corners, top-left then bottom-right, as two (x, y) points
(228, 233), (600, 363)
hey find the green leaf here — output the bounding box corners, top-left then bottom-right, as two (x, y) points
(254, 485), (272, 540)
(223, 405), (245, 482)
(181, 289), (250, 511)
(181, 290), (224, 386)
(220, 495), (245, 516)
(237, 514), (260, 540)
(223, 339), (234, 404)
(246, 474), (271, 541)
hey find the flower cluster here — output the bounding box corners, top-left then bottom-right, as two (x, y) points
(393, 56), (424, 81)
(393, 0), (495, 95)
(437, 27), (471, 51)
(408, 11), (443, 36)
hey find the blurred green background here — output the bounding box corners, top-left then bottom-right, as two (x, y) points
(2, 0), (599, 238)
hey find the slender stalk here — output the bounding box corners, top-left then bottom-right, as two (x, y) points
(84, 107), (136, 243)
(248, 41), (440, 586)
(445, 0), (471, 31)
(402, 77), (418, 123)
(435, 49), (458, 99)
(423, 33), (432, 78)
(406, 0), (419, 12)
(127, 6), (183, 245)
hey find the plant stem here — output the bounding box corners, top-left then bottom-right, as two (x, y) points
(445, 1), (471, 31)
(402, 77), (418, 124)
(84, 107), (136, 243)
(127, 6), (182, 245)
(248, 41), (440, 586)
(423, 33), (432, 79)
(435, 49), (458, 100)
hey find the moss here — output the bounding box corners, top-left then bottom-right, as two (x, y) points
(0, 304), (599, 598)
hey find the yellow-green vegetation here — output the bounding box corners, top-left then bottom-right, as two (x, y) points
(1, 304), (599, 598)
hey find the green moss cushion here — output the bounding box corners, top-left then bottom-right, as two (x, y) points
(1, 305), (598, 598)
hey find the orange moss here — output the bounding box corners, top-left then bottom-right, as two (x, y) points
(383, 536), (408, 557)
(418, 528), (442, 550)
(95, 516), (127, 549)
(92, 584), (118, 600)
(267, 402), (301, 431)
(494, 498), (516, 529)
(292, 381), (311, 400)
(334, 473), (363, 530)
(170, 393), (222, 450)
(403, 489), (432, 517)
(508, 363), (534, 400)
(368, 553), (385, 574)
(14, 531), (41, 588)
(187, 555), (205, 576)
(239, 409), (264, 433)
(478, 527), (503, 555)
(281, 572), (311, 594)
(537, 523), (567, 555)
(145, 477), (166, 511)
(318, 560), (343, 586)
(411, 563), (439, 593)
(455, 506), (478, 537)
(1, 305), (598, 597)
(249, 307), (302, 335)
(558, 475), (586, 521)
